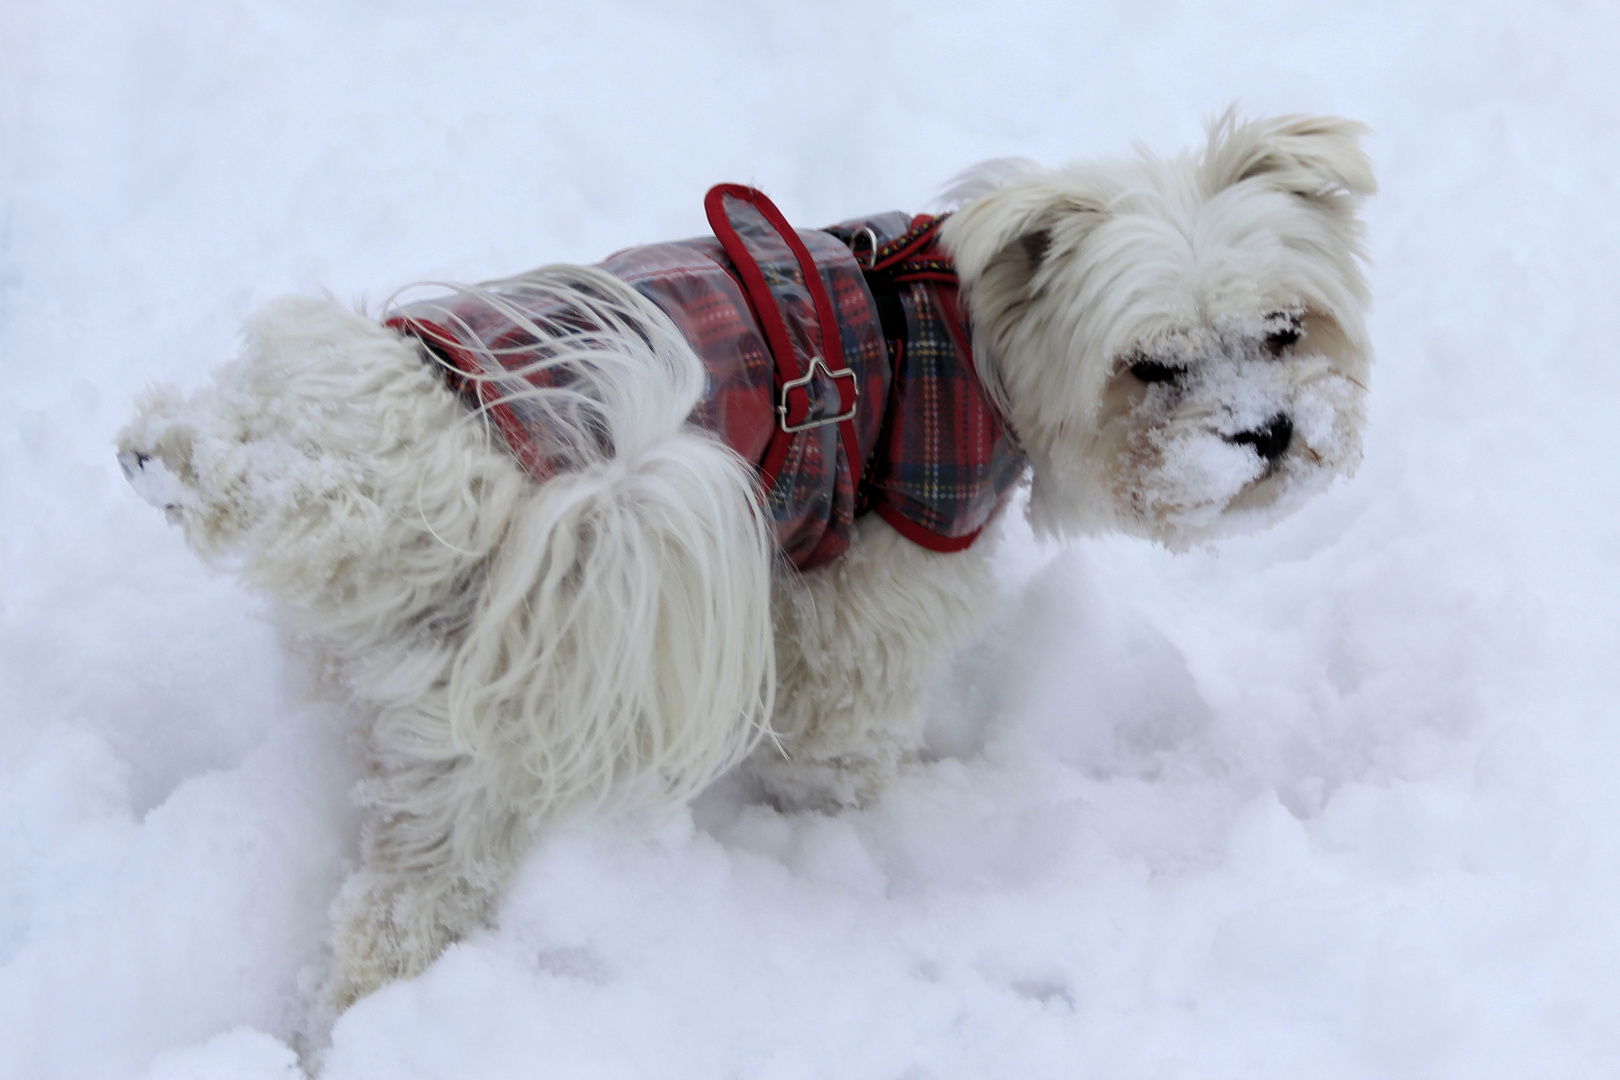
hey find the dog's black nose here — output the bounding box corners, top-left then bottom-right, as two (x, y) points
(1230, 414), (1293, 463)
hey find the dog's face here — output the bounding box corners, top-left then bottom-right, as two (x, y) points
(944, 113), (1374, 548)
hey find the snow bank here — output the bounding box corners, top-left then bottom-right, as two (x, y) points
(3, 1), (1619, 1077)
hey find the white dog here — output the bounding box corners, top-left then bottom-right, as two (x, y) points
(117, 112), (1373, 1013)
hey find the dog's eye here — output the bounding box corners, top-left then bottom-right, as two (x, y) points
(1129, 359), (1185, 384)
(1264, 313), (1304, 356)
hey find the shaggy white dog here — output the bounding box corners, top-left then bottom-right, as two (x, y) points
(117, 112), (1373, 1015)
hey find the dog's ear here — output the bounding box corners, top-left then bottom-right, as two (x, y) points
(942, 176), (1109, 293)
(1200, 110), (1376, 203)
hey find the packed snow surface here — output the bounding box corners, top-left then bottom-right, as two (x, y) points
(4, 2), (1620, 1077)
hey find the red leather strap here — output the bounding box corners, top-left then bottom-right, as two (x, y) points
(704, 184), (862, 491)
(868, 214), (946, 273)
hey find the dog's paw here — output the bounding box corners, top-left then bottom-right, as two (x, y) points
(117, 448), (187, 515)
(749, 746), (902, 813)
(329, 878), (441, 1011)
(116, 389), (202, 521)
(327, 870), (491, 1012)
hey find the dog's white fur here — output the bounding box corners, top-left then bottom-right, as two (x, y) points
(945, 112), (1373, 545)
(116, 112), (1373, 1016)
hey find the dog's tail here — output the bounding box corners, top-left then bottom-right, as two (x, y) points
(408, 267), (775, 819)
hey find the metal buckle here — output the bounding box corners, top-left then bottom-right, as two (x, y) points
(850, 226), (880, 270)
(778, 355), (859, 433)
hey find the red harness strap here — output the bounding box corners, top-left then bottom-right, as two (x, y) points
(704, 185), (863, 494)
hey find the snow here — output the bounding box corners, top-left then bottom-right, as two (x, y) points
(4, 1), (1620, 1077)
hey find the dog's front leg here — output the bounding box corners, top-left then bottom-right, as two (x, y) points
(754, 516), (999, 809)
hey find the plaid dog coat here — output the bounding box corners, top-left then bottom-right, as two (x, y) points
(388, 186), (1026, 571)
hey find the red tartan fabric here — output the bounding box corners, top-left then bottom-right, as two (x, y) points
(387, 192), (1026, 571)
(829, 212), (1027, 551)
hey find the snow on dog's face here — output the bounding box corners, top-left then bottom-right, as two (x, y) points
(944, 112), (1374, 548)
